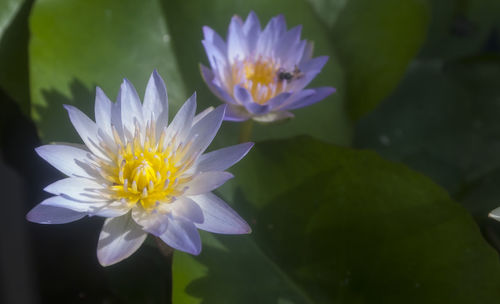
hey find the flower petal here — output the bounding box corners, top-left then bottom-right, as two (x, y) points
(286, 87), (336, 110)
(143, 69), (168, 124)
(132, 206), (169, 236)
(489, 207), (500, 221)
(120, 78), (144, 136)
(35, 144), (93, 178)
(243, 11), (261, 53)
(159, 215), (201, 255)
(97, 214), (147, 266)
(166, 92), (196, 143)
(39, 196), (106, 213)
(187, 104), (225, 155)
(94, 87), (113, 137)
(172, 197), (204, 223)
(192, 106), (214, 126)
(64, 105), (107, 159)
(197, 142), (254, 172)
(227, 15), (248, 63)
(44, 177), (106, 202)
(224, 104), (251, 121)
(200, 64), (237, 104)
(253, 111), (295, 123)
(202, 26), (227, 57)
(190, 193), (251, 234)
(26, 204), (85, 224)
(184, 171), (234, 196)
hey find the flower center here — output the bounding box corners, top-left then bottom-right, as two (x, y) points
(97, 124), (195, 211)
(232, 57), (286, 105)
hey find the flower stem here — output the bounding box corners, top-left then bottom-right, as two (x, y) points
(155, 237), (174, 304)
(239, 119), (254, 143)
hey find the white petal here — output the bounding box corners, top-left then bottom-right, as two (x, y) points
(26, 204), (85, 224)
(40, 196), (106, 213)
(159, 215), (201, 255)
(489, 207), (500, 221)
(120, 78), (144, 136)
(62, 106), (107, 160)
(35, 144), (94, 178)
(197, 142), (253, 172)
(165, 92), (196, 144)
(192, 106), (214, 126)
(184, 172), (233, 196)
(187, 104), (225, 155)
(44, 177), (106, 202)
(97, 214), (148, 266)
(143, 70), (168, 125)
(171, 197), (204, 223)
(94, 87), (113, 137)
(132, 206), (169, 236)
(190, 193), (251, 234)
(253, 111), (294, 123)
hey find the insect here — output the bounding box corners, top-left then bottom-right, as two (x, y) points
(277, 66), (304, 82)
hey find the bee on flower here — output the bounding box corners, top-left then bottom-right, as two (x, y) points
(27, 71), (252, 266)
(201, 11), (336, 123)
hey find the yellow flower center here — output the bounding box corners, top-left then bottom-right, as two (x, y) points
(231, 57), (285, 105)
(97, 123), (195, 211)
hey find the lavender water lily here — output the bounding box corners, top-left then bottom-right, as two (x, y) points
(201, 11), (336, 123)
(27, 71), (252, 266)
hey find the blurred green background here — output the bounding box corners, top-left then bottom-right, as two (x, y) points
(1, 0), (500, 303)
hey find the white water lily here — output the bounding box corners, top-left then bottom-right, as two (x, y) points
(27, 70), (253, 266)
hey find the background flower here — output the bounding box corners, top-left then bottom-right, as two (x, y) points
(27, 71), (253, 266)
(201, 12), (335, 122)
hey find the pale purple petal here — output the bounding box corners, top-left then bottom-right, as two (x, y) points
(120, 78), (144, 136)
(64, 105), (107, 159)
(171, 197), (204, 223)
(202, 40), (228, 70)
(97, 215), (147, 266)
(276, 25), (303, 63)
(243, 11), (261, 53)
(143, 69), (167, 124)
(285, 87), (335, 110)
(227, 15), (248, 63)
(197, 142), (253, 172)
(184, 172), (234, 196)
(35, 144), (93, 178)
(44, 177), (106, 202)
(190, 193), (251, 234)
(39, 196), (106, 213)
(192, 106), (214, 126)
(26, 204), (85, 224)
(159, 215), (201, 255)
(200, 64), (237, 104)
(186, 104), (225, 155)
(267, 92), (293, 110)
(94, 87), (113, 137)
(165, 92), (196, 143)
(202, 26), (227, 56)
(224, 104), (251, 121)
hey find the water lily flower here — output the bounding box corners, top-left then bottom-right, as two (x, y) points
(27, 70), (253, 266)
(201, 11), (335, 123)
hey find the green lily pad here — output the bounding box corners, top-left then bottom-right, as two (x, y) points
(311, 0), (430, 120)
(29, 0), (186, 143)
(173, 136), (500, 303)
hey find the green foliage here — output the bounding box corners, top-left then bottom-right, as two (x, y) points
(29, 0), (186, 142)
(319, 0), (430, 120)
(0, 0), (30, 115)
(173, 136), (500, 303)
